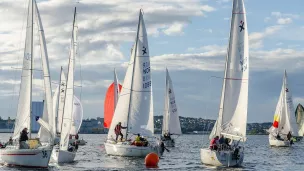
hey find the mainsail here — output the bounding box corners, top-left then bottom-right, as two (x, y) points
(60, 8), (77, 151)
(14, 0), (53, 141)
(162, 69), (182, 135)
(104, 69), (122, 128)
(209, 0), (249, 141)
(108, 10), (154, 139)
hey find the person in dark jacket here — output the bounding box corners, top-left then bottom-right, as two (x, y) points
(114, 122), (127, 142)
(19, 128), (29, 149)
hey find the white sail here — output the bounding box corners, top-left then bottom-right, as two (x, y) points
(296, 104), (304, 136)
(53, 69), (67, 134)
(269, 71), (299, 136)
(35, 0), (54, 141)
(70, 96), (83, 135)
(13, 0), (34, 139)
(162, 69), (182, 135)
(114, 69), (120, 109)
(53, 85), (83, 135)
(108, 10), (153, 139)
(209, 0), (249, 141)
(60, 8), (77, 151)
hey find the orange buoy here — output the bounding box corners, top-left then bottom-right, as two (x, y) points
(145, 152), (159, 167)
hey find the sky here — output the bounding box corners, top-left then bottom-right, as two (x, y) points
(0, 0), (304, 123)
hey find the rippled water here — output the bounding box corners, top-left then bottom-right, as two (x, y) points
(0, 133), (303, 170)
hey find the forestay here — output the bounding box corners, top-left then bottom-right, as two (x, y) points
(162, 69), (182, 135)
(108, 10), (153, 139)
(209, 0), (249, 141)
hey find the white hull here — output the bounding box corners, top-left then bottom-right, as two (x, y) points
(269, 139), (290, 147)
(0, 146), (52, 168)
(52, 148), (76, 163)
(163, 139), (175, 147)
(200, 148), (244, 167)
(104, 141), (161, 157)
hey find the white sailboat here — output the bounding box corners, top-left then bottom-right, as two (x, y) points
(51, 7), (79, 163)
(296, 104), (304, 136)
(104, 10), (161, 157)
(52, 69), (84, 146)
(268, 70), (299, 146)
(0, 0), (53, 168)
(161, 68), (182, 147)
(200, 0), (249, 167)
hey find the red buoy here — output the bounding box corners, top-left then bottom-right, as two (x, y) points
(145, 152), (159, 167)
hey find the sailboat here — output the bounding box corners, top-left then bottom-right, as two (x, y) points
(0, 0), (53, 168)
(104, 10), (161, 157)
(200, 0), (249, 167)
(161, 68), (182, 147)
(52, 68), (84, 145)
(296, 104), (304, 136)
(268, 70), (300, 146)
(104, 69), (122, 129)
(51, 7), (79, 163)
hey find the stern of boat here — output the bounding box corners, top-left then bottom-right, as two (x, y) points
(200, 148), (244, 167)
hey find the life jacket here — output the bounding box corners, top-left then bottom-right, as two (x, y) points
(209, 138), (217, 148)
(135, 136), (141, 142)
(114, 125), (122, 134)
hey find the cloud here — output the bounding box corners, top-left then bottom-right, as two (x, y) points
(163, 23), (185, 36)
(277, 18), (292, 25)
(249, 25), (282, 49)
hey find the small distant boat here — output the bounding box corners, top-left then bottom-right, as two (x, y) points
(104, 9), (161, 157)
(295, 104), (304, 137)
(51, 7), (80, 163)
(200, 0), (249, 167)
(161, 68), (182, 147)
(0, 0), (53, 168)
(268, 70), (300, 146)
(104, 69), (122, 129)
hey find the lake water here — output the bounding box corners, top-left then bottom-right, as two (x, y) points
(0, 133), (303, 170)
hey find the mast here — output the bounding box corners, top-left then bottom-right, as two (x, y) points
(56, 67), (63, 134)
(125, 10), (142, 139)
(29, 0), (34, 138)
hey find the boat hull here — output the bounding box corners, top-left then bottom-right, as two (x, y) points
(163, 139), (175, 147)
(52, 149), (76, 163)
(0, 147), (52, 168)
(200, 148), (244, 167)
(104, 142), (161, 157)
(269, 139), (290, 147)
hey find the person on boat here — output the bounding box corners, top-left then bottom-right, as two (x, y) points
(114, 122), (127, 142)
(7, 137), (13, 145)
(75, 134), (79, 140)
(276, 133), (283, 141)
(209, 136), (219, 150)
(19, 128), (29, 149)
(287, 131), (292, 141)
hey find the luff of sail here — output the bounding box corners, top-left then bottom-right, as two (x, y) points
(210, 0), (249, 141)
(13, 0), (34, 139)
(60, 8), (77, 151)
(162, 69), (182, 135)
(108, 10), (153, 139)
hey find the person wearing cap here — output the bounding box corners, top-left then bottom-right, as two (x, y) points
(19, 128), (29, 149)
(114, 122), (127, 142)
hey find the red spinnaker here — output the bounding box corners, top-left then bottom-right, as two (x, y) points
(104, 83), (122, 128)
